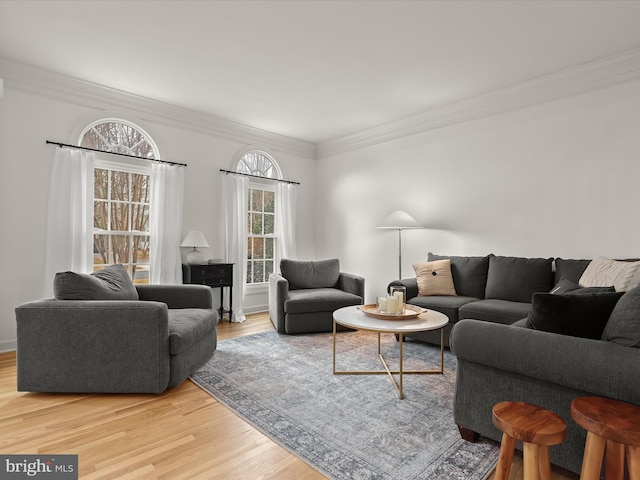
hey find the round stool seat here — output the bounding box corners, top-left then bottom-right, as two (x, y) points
(492, 401), (567, 480)
(493, 401), (567, 446)
(571, 396), (640, 480)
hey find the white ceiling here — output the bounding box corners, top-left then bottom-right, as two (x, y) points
(2, 0), (640, 144)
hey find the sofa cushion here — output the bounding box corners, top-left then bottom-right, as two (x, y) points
(526, 292), (624, 339)
(428, 253), (489, 298)
(168, 309), (217, 355)
(485, 255), (553, 303)
(602, 285), (640, 347)
(53, 264), (139, 301)
(407, 295), (479, 324)
(459, 299), (532, 325)
(579, 257), (640, 292)
(285, 288), (362, 314)
(550, 278), (615, 295)
(281, 258), (340, 290)
(554, 258), (591, 286)
(413, 259), (456, 296)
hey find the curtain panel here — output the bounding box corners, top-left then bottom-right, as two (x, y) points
(149, 163), (184, 284)
(42, 147), (95, 297)
(276, 182), (297, 262)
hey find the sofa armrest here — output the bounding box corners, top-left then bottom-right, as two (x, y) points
(338, 272), (365, 300)
(388, 278), (418, 299)
(268, 273), (289, 333)
(136, 284), (212, 309)
(450, 319), (640, 404)
(15, 299), (170, 393)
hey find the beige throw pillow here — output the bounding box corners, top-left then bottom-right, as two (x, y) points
(579, 257), (640, 292)
(413, 259), (457, 296)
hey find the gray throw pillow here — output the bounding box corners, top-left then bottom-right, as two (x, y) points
(53, 264), (139, 300)
(485, 255), (553, 303)
(280, 258), (340, 290)
(602, 285), (640, 347)
(527, 291), (624, 339)
(550, 278), (616, 295)
(553, 258), (591, 286)
(428, 253), (489, 298)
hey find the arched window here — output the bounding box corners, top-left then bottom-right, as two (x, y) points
(236, 150), (281, 285)
(79, 119), (157, 283)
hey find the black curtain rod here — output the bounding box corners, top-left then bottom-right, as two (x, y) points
(46, 140), (187, 167)
(220, 169), (300, 185)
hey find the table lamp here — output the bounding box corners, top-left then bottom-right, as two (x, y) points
(180, 230), (209, 265)
(377, 210), (424, 279)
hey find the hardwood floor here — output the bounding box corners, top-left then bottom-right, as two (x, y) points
(0, 313), (577, 479)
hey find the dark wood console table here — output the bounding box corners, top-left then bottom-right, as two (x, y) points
(182, 263), (233, 321)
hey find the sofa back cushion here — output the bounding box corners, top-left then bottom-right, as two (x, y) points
(53, 264), (139, 300)
(527, 291), (624, 339)
(602, 284), (640, 347)
(485, 255), (553, 303)
(280, 258), (340, 290)
(428, 253), (489, 298)
(554, 258), (591, 286)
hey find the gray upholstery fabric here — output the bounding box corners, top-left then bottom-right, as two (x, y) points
(405, 295), (480, 324)
(268, 273), (289, 333)
(388, 278), (419, 299)
(554, 258), (591, 286)
(484, 255), (553, 302)
(285, 288), (362, 314)
(280, 258), (340, 289)
(284, 311), (353, 334)
(428, 253), (490, 298)
(450, 319), (640, 474)
(602, 284), (640, 346)
(53, 264), (139, 300)
(15, 284), (218, 393)
(550, 278), (615, 295)
(459, 299), (532, 324)
(136, 284), (212, 309)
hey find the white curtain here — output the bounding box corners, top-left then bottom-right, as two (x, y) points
(276, 182), (297, 262)
(149, 163), (185, 284)
(42, 147), (95, 297)
(222, 173), (248, 323)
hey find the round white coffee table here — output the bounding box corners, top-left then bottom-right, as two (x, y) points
(333, 305), (449, 399)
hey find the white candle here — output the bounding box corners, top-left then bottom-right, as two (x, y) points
(394, 291), (404, 314)
(377, 296), (387, 312)
(387, 295), (398, 314)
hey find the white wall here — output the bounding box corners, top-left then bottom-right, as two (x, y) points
(315, 79), (640, 304)
(0, 82), (317, 351)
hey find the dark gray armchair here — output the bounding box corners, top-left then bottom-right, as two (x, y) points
(268, 258), (365, 334)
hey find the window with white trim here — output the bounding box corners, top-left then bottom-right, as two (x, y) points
(80, 119), (158, 283)
(236, 151), (281, 285)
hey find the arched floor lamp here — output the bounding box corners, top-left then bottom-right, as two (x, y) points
(377, 210), (424, 279)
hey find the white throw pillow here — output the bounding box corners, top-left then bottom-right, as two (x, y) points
(579, 257), (640, 292)
(413, 259), (457, 296)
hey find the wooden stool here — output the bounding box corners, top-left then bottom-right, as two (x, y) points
(571, 396), (640, 480)
(492, 401), (567, 480)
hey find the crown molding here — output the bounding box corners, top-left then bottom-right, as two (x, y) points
(0, 57), (316, 159)
(316, 46), (640, 159)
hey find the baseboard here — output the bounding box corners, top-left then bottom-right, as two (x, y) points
(0, 339), (17, 353)
(243, 305), (268, 315)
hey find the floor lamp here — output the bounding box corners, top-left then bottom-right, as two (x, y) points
(377, 210), (424, 279)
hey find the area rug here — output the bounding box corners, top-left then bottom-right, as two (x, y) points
(191, 330), (499, 480)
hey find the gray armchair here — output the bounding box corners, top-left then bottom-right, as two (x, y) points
(15, 268), (217, 394)
(268, 258), (365, 334)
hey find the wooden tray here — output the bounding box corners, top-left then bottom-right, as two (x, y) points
(357, 304), (426, 320)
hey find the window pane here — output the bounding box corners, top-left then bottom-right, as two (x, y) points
(246, 261), (252, 283)
(132, 173), (150, 204)
(94, 201), (108, 230)
(111, 235), (131, 264)
(247, 238), (253, 259)
(132, 264), (149, 284)
(251, 213), (263, 235)
(131, 204), (149, 232)
(253, 238), (264, 259)
(134, 235), (150, 263)
(265, 238), (274, 259)
(93, 235), (108, 265)
(111, 203), (130, 231)
(265, 260), (274, 278)
(111, 171), (129, 201)
(264, 213), (274, 235)
(94, 169), (108, 200)
(253, 261), (264, 283)
(251, 189), (263, 211)
(264, 191), (275, 213)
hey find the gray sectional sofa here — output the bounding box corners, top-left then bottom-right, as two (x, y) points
(390, 253), (640, 474)
(15, 265), (218, 393)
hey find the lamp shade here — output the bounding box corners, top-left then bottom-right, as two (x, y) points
(180, 230), (209, 248)
(376, 210), (423, 230)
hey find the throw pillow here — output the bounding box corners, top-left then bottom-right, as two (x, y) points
(601, 284), (640, 347)
(413, 259), (457, 296)
(427, 253), (489, 298)
(579, 257), (640, 292)
(526, 291), (624, 339)
(53, 264), (139, 300)
(484, 255), (553, 303)
(280, 258), (340, 290)
(550, 278), (616, 295)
